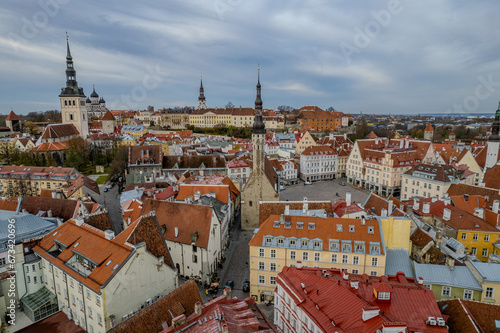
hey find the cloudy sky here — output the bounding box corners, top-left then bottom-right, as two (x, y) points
(1, 0), (500, 115)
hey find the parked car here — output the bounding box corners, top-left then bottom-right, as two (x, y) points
(103, 187), (109, 192)
(224, 280), (234, 289)
(304, 181), (312, 185)
(339, 181), (346, 186)
(279, 185), (286, 191)
(242, 280), (250, 292)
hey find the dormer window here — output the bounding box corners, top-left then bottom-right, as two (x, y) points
(337, 224), (343, 232)
(297, 222), (303, 229)
(330, 241), (339, 252)
(308, 223), (315, 230)
(349, 225), (355, 233)
(378, 292), (390, 300)
(273, 221), (280, 228)
(284, 221), (292, 229)
(265, 237), (272, 245)
(368, 226), (374, 234)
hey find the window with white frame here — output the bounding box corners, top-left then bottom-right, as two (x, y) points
(442, 286), (451, 297)
(461, 233), (466, 240)
(271, 249), (276, 258)
(463, 289), (473, 300)
(371, 257), (378, 267)
(370, 271), (378, 276)
(352, 269), (359, 274)
(314, 253), (320, 262)
(270, 276), (276, 285)
(353, 256), (359, 265)
(482, 248), (488, 257)
(486, 287), (494, 298)
(378, 292), (390, 299)
(290, 251), (296, 260)
(303, 252), (309, 261)
(331, 254), (337, 263)
(270, 263), (277, 272)
(342, 255), (348, 264)
(473, 234), (478, 241)
(259, 248), (265, 257)
(484, 235), (490, 242)
(258, 275), (265, 284)
(258, 262), (265, 270)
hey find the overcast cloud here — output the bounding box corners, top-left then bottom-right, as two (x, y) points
(1, 0), (500, 114)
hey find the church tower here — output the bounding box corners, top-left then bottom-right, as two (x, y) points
(241, 69), (279, 231)
(197, 77), (206, 109)
(424, 123), (434, 141)
(59, 36), (89, 139)
(252, 69), (266, 172)
(485, 102), (500, 169)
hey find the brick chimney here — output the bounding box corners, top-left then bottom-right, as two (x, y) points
(223, 287), (232, 300)
(194, 302), (202, 316)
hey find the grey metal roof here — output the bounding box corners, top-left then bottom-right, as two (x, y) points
(0, 210), (56, 246)
(469, 261), (500, 283)
(385, 248), (415, 278)
(120, 189), (143, 205)
(414, 262), (482, 290)
(288, 209), (326, 218)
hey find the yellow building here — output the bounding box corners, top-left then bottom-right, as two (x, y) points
(0, 165), (78, 198)
(294, 130), (316, 155)
(466, 260), (500, 304)
(115, 134), (136, 148)
(248, 214), (387, 302)
(458, 229), (500, 261)
(381, 216), (412, 251)
(121, 125), (147, 140)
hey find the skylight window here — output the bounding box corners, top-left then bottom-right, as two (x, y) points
(105, 260), (112, 267)
(53, 232), (58, 237)
(112, 264), (119, 271)
(74, 242), (79, 248)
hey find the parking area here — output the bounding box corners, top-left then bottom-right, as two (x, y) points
(279, 178), (371, 205)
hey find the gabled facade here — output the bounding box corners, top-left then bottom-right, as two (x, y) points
(33, 214), (178, 332)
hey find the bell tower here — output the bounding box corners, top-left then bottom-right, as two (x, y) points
(252, 68), (266, 173)
(197, 77), (206, 109)
(59, 35), (89, 139)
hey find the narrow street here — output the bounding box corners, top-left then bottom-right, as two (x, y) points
(98, 183), (123, 234)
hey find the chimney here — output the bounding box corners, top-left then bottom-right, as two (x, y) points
(443, 197), (451, 205)
(381, 208), (387, 217)
(52, 190), (57, 199)
(47, 210), (52, 218)
(104, 230), (115, 240)
(303, 197), (308, 212)
(417, 276), (424, 285)
(431, 195), (438, 203)
(443, 208), (451, 221)
(388, 200), (393, 214)
(194, 302), (202, 316)
(346, 192), (351, 206)
(436, 232), (442, 249)
(446, 256), (455, 271)
(296, 261), (302, 269)
(171, 314), (186, 328)
(443, 193), (449, 199)
(194, 190), (201, 201)
(284, 204), (290, 215)
(494, 200), (500, 214)
(223, 287), (232, 300)
(422, 202), (430, 214)
(175, 227), (179, 238)
(221, 323), (229, 333)
(413, 198), (420, 211)
(474, 208), (484, 219)
(342, 270), (349, 280)
(361, 216), (366, 225)
(75, 218), (84, 226)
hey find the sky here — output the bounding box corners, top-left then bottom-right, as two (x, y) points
(1, 0), (500, 115)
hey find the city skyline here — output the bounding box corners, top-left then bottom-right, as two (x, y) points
(2, 1), (500, 114)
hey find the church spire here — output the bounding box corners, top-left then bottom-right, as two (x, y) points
(252, 67), (265, 134)
(197, 76), (206, 109)
(66, 33), (72, 60)
(60, 34), (84, 97)
(490, 101), (500, 142)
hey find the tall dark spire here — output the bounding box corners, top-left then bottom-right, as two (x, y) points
(198, 77), (205, 101)
(60, 34), (85, 97)
(197, 76), (206, 109)
(490, 101), (500, 142)
(252, 67), (265, 134)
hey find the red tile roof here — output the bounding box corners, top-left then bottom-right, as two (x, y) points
(32, 141), (70, 152)
(425, 123), (434, 131)
(6, 110), (21, 121)
(102, 110), (116, 121)
(250, 214), (384, 254)
(33, 219), (135, 292)
(41, 123), (80, 139)
(259, 201), (333, 226)
(301, 145), (337, 156)
(110, 280), (202, 333)
(176, 184), (230, 204)
(483, 163), (500, 190)
(140, 199), (213, 248)
(16, 311), (86, 333)
(277, 267), (447, 333)
(162, 295), (276, 333)
(438, 299), (500, 333)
